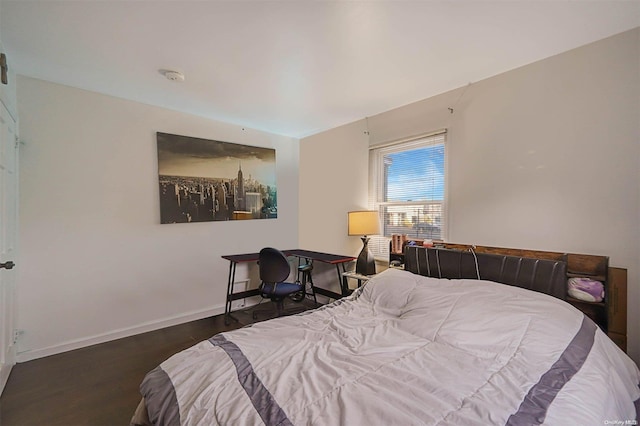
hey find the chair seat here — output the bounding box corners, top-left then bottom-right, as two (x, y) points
(261, 282), (301, 297)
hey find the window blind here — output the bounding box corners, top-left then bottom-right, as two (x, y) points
(369, 132), (447, 259)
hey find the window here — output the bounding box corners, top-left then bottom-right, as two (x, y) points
(369, 132), (446, 258)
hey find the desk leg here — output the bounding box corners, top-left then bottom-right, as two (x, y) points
(225, 261), (239, 325)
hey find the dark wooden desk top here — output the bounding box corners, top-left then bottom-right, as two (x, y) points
(222, 249), (355, 264)
(284, 249), (356, 264)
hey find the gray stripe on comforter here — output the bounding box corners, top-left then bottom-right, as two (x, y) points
(140, 366), (181, 426)
(506, 315), (597, 426)
(209, 334), (293, 426)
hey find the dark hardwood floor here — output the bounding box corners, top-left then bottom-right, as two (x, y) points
(0, 302), (310, 426)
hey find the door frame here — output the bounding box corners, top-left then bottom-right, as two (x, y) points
(0, 99), (18, 395)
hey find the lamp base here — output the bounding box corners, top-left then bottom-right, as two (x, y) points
(355, 236), (376, 276)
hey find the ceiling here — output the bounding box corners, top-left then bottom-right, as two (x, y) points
(1, 1), (638, 138)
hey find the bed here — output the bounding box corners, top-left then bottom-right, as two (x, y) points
(132, 247), (640, 425)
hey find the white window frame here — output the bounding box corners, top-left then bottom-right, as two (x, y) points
(368, 131), (447, 259)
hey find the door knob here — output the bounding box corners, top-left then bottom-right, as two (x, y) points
(0, 261), (15, 270)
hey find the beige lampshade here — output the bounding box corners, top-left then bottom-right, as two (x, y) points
(348, 211), (381, 236)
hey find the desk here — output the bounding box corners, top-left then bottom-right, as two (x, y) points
(221, 249), (356, 324)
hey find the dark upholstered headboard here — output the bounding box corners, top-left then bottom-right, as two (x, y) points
(404, 246), (567, 300)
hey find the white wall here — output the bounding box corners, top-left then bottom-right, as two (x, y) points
(16, 76), (299, 361)
(299, 119), (370, 294)
(299, 28), (640, 362)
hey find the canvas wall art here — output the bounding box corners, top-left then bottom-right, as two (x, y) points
(157, 132), (277, 224)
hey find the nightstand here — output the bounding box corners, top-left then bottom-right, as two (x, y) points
(342, 271), (375, 294)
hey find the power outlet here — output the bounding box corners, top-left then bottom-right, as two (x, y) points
(13, 329), (24, 344)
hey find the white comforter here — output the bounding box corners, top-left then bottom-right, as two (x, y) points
(141, 268), (640, 425)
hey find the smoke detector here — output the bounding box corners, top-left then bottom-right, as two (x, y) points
(162, 70), (185, 82)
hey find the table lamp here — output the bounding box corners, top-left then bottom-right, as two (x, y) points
(348, 211), (381, 275)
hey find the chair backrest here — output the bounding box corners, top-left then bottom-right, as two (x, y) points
(259, 247), (291, 284)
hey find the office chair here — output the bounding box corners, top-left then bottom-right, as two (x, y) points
(252, 247), (305, 319)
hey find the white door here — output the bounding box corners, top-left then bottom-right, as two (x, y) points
(0, 100), (17, 395)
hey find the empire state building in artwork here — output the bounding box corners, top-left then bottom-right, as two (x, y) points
(237, 162), (245, 211)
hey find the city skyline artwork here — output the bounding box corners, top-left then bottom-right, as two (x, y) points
(156, 132), (277, 224)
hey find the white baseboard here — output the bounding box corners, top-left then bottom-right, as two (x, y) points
(15, 303), (241, 363)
